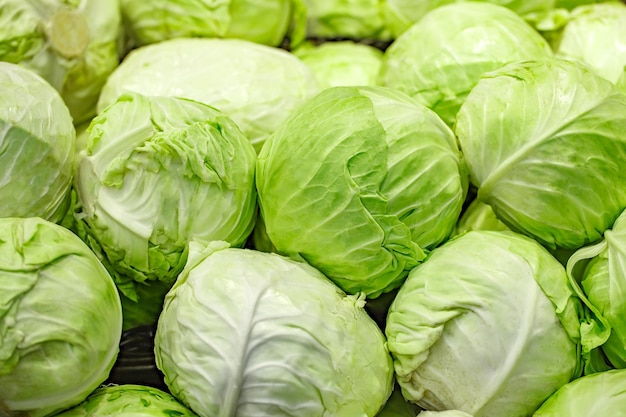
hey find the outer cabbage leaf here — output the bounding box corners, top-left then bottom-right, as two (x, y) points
(455, 58), (626, 250)
(0, 217), (122, 417)
(533, 368), (626, 416)
(257, 86), (468, 297)
(0, 0), (123, 124)
(555, 0), (615, 9)
(556, 3), (626, 91)
(454, 199), (510, 236)
(382, 0), (556, 39)
(565, 208), (626, 368)
(302, 0), (390, 40)
(378, 2), (552, 126)
(98, 38), (318, 152)
(0, 62), (75, 223)
(74, 92), (257, 303)
(154, 241), (394, 417)
(120, 0), (296, 47)
(118, 279), (171, 331)
(53, 384), (198, 417)
(386, 231), (585, 416)
(293, 41), (383, 90)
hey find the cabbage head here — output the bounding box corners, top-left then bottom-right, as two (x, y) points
(555, 0), (615, 9)
(74, 92), (257, 303)
(293, 41), (384, 90)
(382, 0), (556, 39)
(378, 2), (552, 126)
(120, 0), (299, 48)
(98, 38), (319, 153)
(0, 217), (122, 417)
(303, 0), (390, 40)
(257, 86), (468, 297)
(556, 3), (626, 91)
(0, 0), (123, 124)
(54, 384), (198, 417)
(0, 62), (75, 224)
(455, 58), (626, 250)
(533, 369), (626, 416)
(385, 230), (592, 416)
(566, 207), (626, 368)
(454, 199), (510, 236)
(154, 241), (394, 417)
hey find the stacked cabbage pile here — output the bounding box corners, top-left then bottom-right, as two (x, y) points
(2, 1), (626, 416)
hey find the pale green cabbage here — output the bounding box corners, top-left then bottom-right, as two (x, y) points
(455, 58), (626, 250)
(386, 231), (591, 416)
(120, 0), (299, 48)
(0, 217), (122, 417)
(555, 0), (614, 9)
(566, 208), (626, 368)
(257, 86), (468, 297)
(155, 240), (394, 417)
(533, 369), (626, 416)
(302, 0), (390, 40)
(378, 2), (552, 126)
(0, 0), (123, 124)
(454, 199), (510, 236)
(74, 92), (257, 305)
(54, 384), (198, 416)
(556, 2), (626, 91)
(293, 41), (384, 89)
(0, 62), (75, 223)
(382, 0), (556, 39)
(98, 38), (319, 153)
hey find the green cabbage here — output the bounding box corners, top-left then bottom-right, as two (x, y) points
(257, 86), (468, 297)
(386, 231), (590, 416)
(454, 199), (510, 236)
(293, 41), (384, 89)
(54, 384), (198, 416)
(98, 38), (319, 153)
(566, 208), (626, 368)
(378, 2), (552, 126)
(555, 0), (614, 9)
(154, 240), (394, 417)
(0, 217), (122, 417)
(302, 0), (390, 40)
(120, 0), (299, 48)
(0, 0), (123, 124)
(455, 58), (626, 250)
(0, 62), (75, 223)
(533, 369), (626, 415)
(382, 0), (556, 39)
(556, 2), (626, 91)
(74, 92), (257, 304)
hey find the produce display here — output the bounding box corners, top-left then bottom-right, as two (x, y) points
(2, 1), (626, 416)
